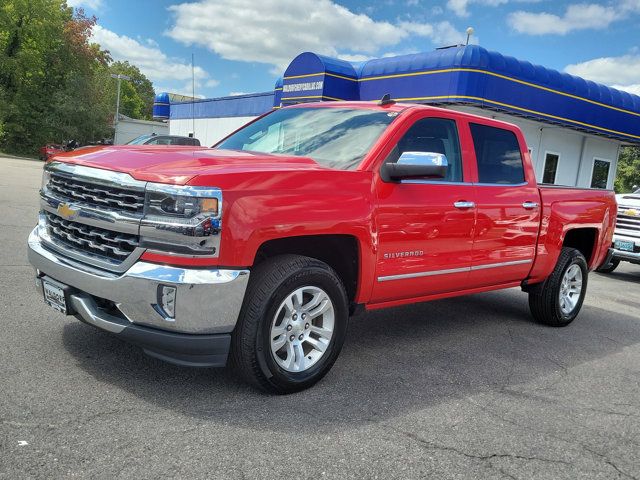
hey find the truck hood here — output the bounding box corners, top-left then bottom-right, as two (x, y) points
(52, 145), (327, 184)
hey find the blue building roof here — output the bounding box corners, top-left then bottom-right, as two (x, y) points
(281, 45), (640, 143)
(153, 91), (275, 120)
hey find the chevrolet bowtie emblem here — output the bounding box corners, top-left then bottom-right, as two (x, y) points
(624, 208), (638, 217)
(57, 203), (79, 220)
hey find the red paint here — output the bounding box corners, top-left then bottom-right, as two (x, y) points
(58, 101), (616, 308)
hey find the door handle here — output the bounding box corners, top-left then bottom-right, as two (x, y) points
(454, 201), (476, 209)
(522, 201), (539, 210)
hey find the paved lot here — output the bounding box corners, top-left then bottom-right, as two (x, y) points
(1, 156), (639, 479)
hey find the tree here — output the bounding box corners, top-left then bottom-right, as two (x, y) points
(615, 146), (640, 193)
(0, 0), (155, 154)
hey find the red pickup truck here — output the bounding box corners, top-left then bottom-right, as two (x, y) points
(28, 101), (616, 393)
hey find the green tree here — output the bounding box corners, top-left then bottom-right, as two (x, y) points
(0, 0), (155, 154)
(108, 61), (155, 120)
(615, 146), (640, 193)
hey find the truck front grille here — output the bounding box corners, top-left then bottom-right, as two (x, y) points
(45, 211), (139, 262)
(49, 174), (145, 214)
(616, 204), (640, 241)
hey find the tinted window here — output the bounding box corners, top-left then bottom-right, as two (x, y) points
(389, 118), (463, 182)
(542, 153), (559, 184)
(590, 159), (610, 189)
(470, 124), (525, 184)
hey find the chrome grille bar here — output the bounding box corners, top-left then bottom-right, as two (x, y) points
(49, 174), (145, 214)
(45, 211), (139, 262)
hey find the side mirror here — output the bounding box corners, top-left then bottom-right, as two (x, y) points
(381, 151), (448, 182)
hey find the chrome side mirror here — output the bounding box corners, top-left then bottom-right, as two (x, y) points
(381, 151), (448, 182)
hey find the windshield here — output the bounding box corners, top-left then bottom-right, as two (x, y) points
(127, 134), (154, 145)
(216, 107), (398, 170)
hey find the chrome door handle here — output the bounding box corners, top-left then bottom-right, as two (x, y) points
(522, 201), (539, 210)
(454, 201), (476, 209)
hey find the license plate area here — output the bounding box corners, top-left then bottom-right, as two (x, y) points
(42, 277), (72, 315)
(615, 240), (635, 252)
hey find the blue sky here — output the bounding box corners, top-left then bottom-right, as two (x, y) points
(70, 0), (640, 99)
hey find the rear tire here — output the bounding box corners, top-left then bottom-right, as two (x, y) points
(528, 247), (588, 327)
(596, 258), (619, 274)
(231, 254), (349, 394)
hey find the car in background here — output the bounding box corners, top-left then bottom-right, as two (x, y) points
(127, 134), (201, 146)
(597, 186), (640, 273)
(39, 144), (64, 161)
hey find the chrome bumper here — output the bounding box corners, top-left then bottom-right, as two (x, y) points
(611, 247), (640, 264)
(28, 226), (250, 335)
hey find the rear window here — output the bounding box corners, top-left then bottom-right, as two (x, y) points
(470, 123), (525, 185)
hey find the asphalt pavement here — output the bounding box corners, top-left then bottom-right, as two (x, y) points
(1, 156), (639, 479)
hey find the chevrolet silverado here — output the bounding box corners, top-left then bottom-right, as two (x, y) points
(28, 101), (617, 393)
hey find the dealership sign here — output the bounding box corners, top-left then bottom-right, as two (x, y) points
(282, 81), (324, 93)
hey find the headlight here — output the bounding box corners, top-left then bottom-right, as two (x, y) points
(145, 186), (219, 220)
(41, 169), (51, 192)
(140, 184), (222, 256)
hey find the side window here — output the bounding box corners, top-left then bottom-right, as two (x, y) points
(542, 152), (560, 184)
(470, 123), (525, 184)
(390, 118), (463, 182)
(590, 158), (611, 189)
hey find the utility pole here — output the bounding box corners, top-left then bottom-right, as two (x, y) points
(110, 73), (131, 144)
(191, 53), (195, 138)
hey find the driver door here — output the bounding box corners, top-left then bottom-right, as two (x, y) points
(370, 115), (477, 305)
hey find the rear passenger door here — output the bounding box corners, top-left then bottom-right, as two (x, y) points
(466, 123), (541, 288)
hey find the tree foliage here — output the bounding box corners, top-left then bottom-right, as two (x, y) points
(615, 146), (640, 193)
(0, 0), (155, 154)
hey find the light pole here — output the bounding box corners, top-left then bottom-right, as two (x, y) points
(110, 73), (131, 144)
(465, 27), (475, 45)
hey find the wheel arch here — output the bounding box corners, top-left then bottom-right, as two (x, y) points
(253, 234), (362, 309)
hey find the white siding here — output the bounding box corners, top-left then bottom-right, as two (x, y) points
(170, 116), (257, 147)
(115, 118), (168, 145)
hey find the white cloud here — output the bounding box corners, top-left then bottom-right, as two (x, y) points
(565, 53), (640, 96)
(613, 84), (640, 96)
(67, 0), (103, 9)
(447, 0), (509, 17)
(229, 91), (248, 96)
(166, 0), (467, 71)
(91, 25), (217, 88)
(508, 1), (640, 36)
(401, 21), (467, 45)
(508, 3), (619, 35)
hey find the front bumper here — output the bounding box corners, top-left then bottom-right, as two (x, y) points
(28, 226), (250, 366)
(610, 248), (640, 264)
(610, 236), (640, 265)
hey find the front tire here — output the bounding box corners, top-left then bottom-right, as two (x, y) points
(528, 247), (588, 327)
(231, 255), (349, 394)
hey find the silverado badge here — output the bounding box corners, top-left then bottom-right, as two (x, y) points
(57, 203), (79, 221)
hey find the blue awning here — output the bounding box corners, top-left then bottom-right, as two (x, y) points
(280, 45), (640, 143)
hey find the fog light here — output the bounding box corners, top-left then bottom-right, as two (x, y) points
(158, 285), (177, 320)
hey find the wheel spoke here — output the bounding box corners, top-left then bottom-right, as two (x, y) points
(283, 342), (296, 370)
(310, 325), (332, 340)
(305, 336), (328, 353)
(308, 299), (331, 319)
(293, 342), (305, 371)
(271, 334), (286, 352)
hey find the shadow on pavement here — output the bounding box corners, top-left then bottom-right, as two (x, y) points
(62, 288), (640, 432)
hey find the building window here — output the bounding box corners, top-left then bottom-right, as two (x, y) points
(590, 158), (611, 189)
(469, 123), (525, 185)
(542, 152), (560, 184)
